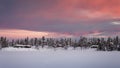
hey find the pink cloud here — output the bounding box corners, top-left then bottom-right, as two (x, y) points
(0, 29), (75, 39)
(16, 0), (120, 23)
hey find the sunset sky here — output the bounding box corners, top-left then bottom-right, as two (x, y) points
(0, 0), (120, 39)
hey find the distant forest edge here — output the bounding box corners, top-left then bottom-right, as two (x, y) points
(0, 36), (120, 51)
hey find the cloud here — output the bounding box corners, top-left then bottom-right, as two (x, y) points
(112, 21), (120, 25)
(2, 0), (120, 22)
(0, 0), (120, 38)
(0, 29), (74, 39)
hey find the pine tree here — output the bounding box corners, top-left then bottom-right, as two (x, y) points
(24, 37), (29, 45)
(0, 37), (8, 48)
(42, 36), (45, 48)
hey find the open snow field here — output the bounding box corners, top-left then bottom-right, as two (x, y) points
(0, 47), (120, 68)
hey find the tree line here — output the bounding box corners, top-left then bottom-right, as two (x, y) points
(0, 36), (120, 51)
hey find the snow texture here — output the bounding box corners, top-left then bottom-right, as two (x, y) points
(0, 47), (120, 68)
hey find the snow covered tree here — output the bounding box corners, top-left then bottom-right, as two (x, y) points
(0, 37), (8, 48)
(34, 38), (38, 45)
(24, 37), (29, 45)
(42, 36), (45, 48)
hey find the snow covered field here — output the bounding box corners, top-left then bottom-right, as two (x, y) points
(0, 47), (120, 68)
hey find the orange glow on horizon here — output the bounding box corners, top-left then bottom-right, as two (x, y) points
(0, 29), (74, 39)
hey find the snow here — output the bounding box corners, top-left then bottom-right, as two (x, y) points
(1, 47), (37, 51)
(14, 44), (31, 47)
(0, 47), (120, 68)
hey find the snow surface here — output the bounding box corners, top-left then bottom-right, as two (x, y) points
(1, 47), (37, 51)
(0, 47), (120, 68)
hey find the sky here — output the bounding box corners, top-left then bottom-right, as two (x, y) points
(0, 0), (120, 39)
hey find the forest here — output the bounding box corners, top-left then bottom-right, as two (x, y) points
(0, 36), (120, 51)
